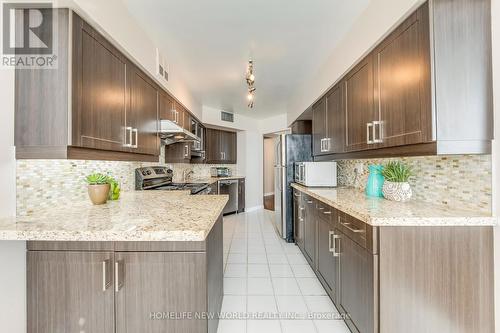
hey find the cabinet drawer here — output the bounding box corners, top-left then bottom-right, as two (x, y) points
(337, 212), (378, 254)
(315, 201), (333, 222)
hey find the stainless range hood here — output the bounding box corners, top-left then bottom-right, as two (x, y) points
(159, 120), (200, 145)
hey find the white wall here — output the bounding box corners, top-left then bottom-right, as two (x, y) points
(202, 106), (288, 210)
(286, 0), (424, 125)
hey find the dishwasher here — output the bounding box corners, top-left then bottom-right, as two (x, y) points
(218, 179), (239, 215)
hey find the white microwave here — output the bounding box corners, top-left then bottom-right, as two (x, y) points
(294, 162), (337, 187)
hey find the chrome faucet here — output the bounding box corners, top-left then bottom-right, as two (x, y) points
(183, 170), (194, 182)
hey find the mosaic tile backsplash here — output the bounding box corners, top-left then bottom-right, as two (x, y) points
(16, 148), (237, 216)
(336, 155), (492, 213)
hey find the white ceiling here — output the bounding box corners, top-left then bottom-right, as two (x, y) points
(122, 0), (369, 119)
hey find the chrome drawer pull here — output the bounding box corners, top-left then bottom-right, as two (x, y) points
(328, 231), (335, 252)
(332, 234), (340, 257)
(341, 222), (365, 233)
(323, 211), (332, 215)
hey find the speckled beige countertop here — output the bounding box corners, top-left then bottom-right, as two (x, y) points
(291, 183), (496, 226)
(0, 191), (228, 241)
(189, 176), (245, 185)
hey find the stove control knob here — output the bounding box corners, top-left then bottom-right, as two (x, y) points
(146, 170), (152, 175)
(142, 170), (148, 176)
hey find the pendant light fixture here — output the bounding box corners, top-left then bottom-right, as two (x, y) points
(246, 60), (255, 108)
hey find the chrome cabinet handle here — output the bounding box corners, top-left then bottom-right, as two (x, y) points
(323, 211), (332, 215)
(341, 221), (365, 234)
(115, 260), (124, 292)
(332, 234), (340, 257)
(131, 128), (138, 148)
(102, 259), (112, 291)
(294, 193), (301, 197)
(328, 231), (335, 252)
(123, 127), (133, 147)
(306, 200), (313, 204)
(184, 144), (189, 158)
(366, 122), (374, 144)
(299, 207), (305, 211)
(373, 120), (383, 143)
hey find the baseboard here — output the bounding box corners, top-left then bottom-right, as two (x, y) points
(264, 192), (274, 197)
(245, 205), (264, 212)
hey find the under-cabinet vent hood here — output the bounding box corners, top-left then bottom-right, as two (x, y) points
(159, 120), (199, 145)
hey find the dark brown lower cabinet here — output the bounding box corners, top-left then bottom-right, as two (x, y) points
(293, 189), (304, 249)
(303, 196), (316, 266)
(338, 233), (378, 333)
(27, 217), (223, 333)
(27, 251), (115, 333)
(316, 215), (341, 303)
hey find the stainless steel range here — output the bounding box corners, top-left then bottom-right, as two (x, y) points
(135, 166), (211, 194)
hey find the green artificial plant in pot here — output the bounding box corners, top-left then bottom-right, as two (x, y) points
(85, 173), (110, 205)
(107, 176), (121, 200)
(381, 161), (413, 202)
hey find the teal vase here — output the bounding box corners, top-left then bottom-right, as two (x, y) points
(365, 165), (384, 197)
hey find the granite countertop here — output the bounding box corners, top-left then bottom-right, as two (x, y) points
(189, 176), (245, 185)
(291, 183), (496, 226)
(0, 191), (229, 242)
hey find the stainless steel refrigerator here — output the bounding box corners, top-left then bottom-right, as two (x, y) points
(274, 134), (312, 242)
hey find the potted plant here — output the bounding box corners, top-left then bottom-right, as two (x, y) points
(381, 161), (413, 202)
(85, 173), (110, 205)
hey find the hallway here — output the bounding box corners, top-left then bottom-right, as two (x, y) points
(218, 210), (350, 333)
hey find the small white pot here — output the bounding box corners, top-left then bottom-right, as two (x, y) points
(382, 181), (412, 202)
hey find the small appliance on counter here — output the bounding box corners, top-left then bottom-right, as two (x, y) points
(210, 167), (232, 178)
(135, 166), (212, 194)
(294, 161), (337, 187)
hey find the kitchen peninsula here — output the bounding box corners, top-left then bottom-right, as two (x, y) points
(0, 191), (228, 333)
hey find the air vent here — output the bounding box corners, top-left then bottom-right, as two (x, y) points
(156, 48), (169, 82)
(221, 111), (234, 122)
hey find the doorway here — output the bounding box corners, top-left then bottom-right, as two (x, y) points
(263, 135), (277, 211)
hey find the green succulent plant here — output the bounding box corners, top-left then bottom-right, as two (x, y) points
(381, 161), (413, 183)
(85, 173), (109, 185)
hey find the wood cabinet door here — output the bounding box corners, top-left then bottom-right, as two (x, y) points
(339, 234), (377, 333)
(127, 64), (159, 155)
(183, 109), (192, 132)
(317, 216), (338, 298)
(312, 98), (327, 156)
(205, 128), (221, 163)
(72, 16), (127, 152)
(326, 84), (345, 154)
(373, 5), (432, 148)
(224, 131), (237, 164)
(159, 91), (176, 122)
(164, 142), (191, 163)
(27, 251), (115, 333)
(344, 56), (377, 152)
(115, 252), (207, 333)
(293, 190), (304, 247)
(303, 197), (316, 266)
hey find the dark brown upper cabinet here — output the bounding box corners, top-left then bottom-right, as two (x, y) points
(372, 4), (432, 149)
(310, 0), (492, 159)
(164, 142), (191, 163)
(344, 55), (376, 152)
(126, 64), (159, 156)
(159, 90), (176, 122)
(205, 128), (237, 164)
(15, 10), (160, 161)
(312, 98), (326, 156)
(312, 84), (344, 156)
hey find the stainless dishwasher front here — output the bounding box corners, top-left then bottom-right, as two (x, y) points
(218, 179), (239, 215)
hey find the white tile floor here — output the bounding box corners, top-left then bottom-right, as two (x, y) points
(218, 209), (350, 333)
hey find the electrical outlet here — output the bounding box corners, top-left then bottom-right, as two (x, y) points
(354, 163), (364, 174)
